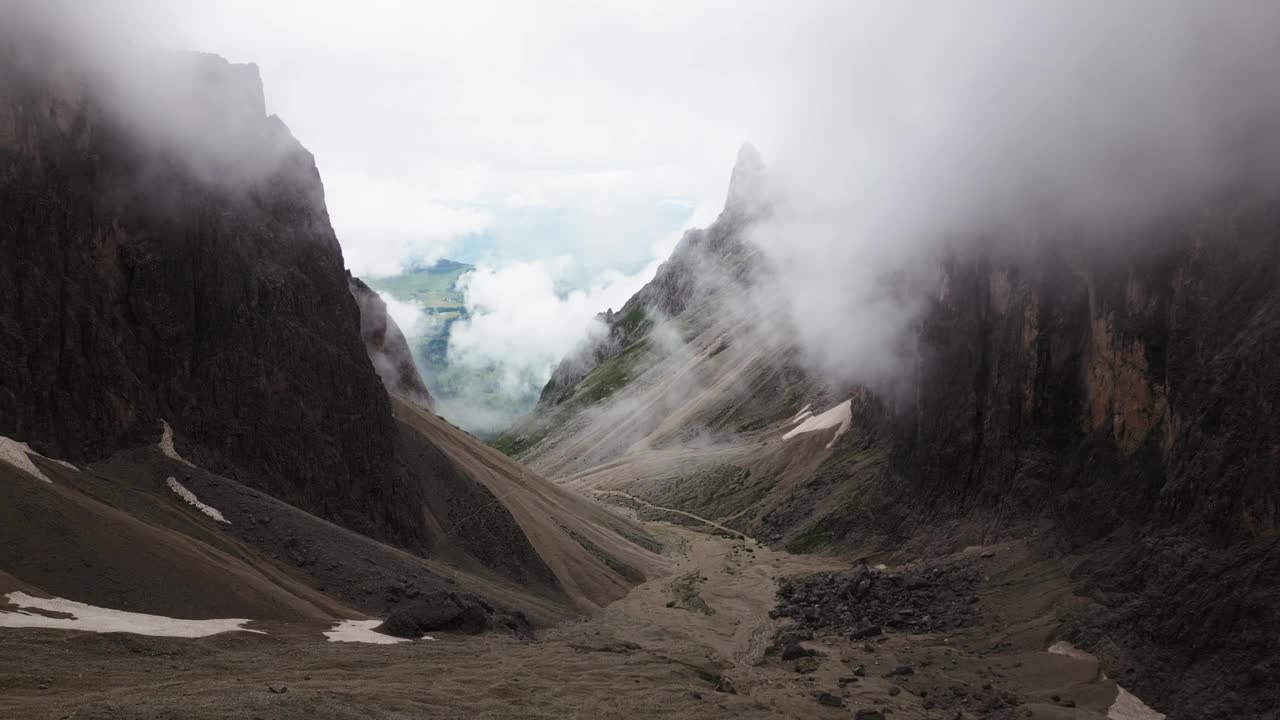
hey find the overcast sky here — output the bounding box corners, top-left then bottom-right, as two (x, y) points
(92, 0), (834, 279)
(80, 0), (841, 430)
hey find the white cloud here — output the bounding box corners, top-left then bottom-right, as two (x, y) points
(377, 292), (429, 340)
(85, 0), (781, 272)
(325, 172), (492, 277)
(448, 256), (658, 396)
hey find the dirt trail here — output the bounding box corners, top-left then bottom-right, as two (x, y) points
(592, 490), (754, 542)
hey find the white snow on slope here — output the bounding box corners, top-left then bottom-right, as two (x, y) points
(0, 592), (261, 638)
(1108, 687), (1167, 720)
(788, 404), (813, 424)
(782, 400), (852, 449)
(158, 420), (195, 467)
(0, 436), (75, 483)
(1048, 641), (1166, 720)
(166, 476), (230, 524)
(323, 619), (435, 644)
(1047, 640), (1095, 661)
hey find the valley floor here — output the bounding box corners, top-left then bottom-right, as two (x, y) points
(0, 507), (1155, 720)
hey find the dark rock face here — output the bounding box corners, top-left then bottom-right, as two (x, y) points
(0, 38), (422, 542)
(348, 275), (434, 411)
(884, 215), (1280, 545)
(769, 199), (1278, 559)
(792, 202), (1280, 719)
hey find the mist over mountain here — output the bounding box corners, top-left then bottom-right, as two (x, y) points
(2, 3), (1280, 719)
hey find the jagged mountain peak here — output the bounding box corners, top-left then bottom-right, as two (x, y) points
(725, 141), (767, 216)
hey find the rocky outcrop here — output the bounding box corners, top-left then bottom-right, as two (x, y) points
(348, 274), (434, 411)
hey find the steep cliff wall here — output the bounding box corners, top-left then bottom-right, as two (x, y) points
(822, 205), (1280, 719)
(0, 40), (432, 542)
(348, 274), (434, 412)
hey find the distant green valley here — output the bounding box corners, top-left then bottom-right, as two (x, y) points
(364, 260), (541, 437)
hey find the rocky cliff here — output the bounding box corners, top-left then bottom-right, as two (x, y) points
(348, 274), (434, 412)
(856, 207), (1280, 547)
(845, 203), (1280, 718)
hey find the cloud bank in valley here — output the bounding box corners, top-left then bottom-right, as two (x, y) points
(437, 253), (668, 425)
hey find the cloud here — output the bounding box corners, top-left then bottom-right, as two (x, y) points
(742, 0), (1280, 387)
(446, 255), (660, 403)
(20, 0), (1280, 411)
(325, 171), (493, 277)
(376, 292), (428, 340)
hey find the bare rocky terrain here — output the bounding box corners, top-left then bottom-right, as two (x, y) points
(0, 14), (1276, 720)
(0, 512), (1155, 720)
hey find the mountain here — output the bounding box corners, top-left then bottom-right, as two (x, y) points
(497, 145), (1280, 718)
(0, 32), (659, 632)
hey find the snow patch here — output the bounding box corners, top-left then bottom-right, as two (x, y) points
(1047, 640), (1096, 661)
(323, 619), (434, 644)
(782, 400), (852, 448)
(1108, 687), (1167, 720)
(1047, 641), (1165, 720)
(788, 404), (813, 424)
(0, 436), (75, 482)
(158, 421), (194, 467)
(166, 477), (229, 524)
(0, 592), (261, 638)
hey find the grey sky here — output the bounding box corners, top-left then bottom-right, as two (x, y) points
(78, 0), (828, 278)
